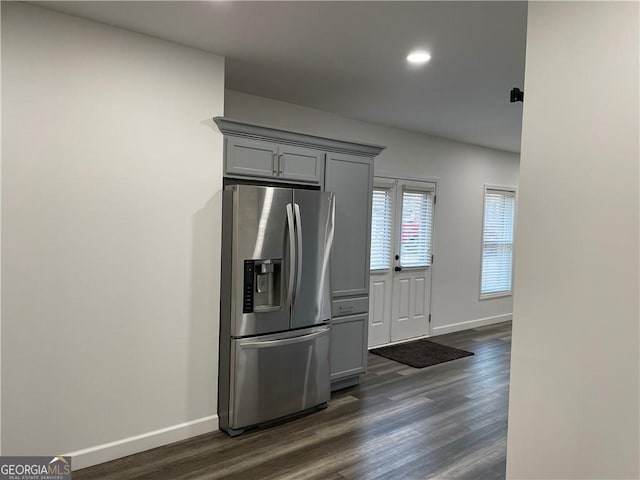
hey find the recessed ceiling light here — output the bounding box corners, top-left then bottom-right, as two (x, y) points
(406, 50), (431, 65)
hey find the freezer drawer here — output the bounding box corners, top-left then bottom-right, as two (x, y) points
(229, 326), (330, 431)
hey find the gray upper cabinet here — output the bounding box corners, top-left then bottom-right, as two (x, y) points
(225, 137), (323, 184)
(225, 137), (278, 178)
(325, 153), (374, 298)
(277, 145), (324, 184)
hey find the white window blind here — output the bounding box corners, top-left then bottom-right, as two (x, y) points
(400, 190), (433, 268)
(370, 187), (393, 270)
(481, 189), (515, 296)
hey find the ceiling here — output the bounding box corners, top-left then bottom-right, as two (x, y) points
(32, 1), (527, 153)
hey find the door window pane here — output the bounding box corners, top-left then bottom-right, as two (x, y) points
(370, 188), (393, 270)
(400, 190), (433, 268)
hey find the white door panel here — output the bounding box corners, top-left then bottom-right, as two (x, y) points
(391, 269), (431, 341)
(368, 274), (392, 347)
(414, 277), (425, 317)
(398, 278), (410, 319)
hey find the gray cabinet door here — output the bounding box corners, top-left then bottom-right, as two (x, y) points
(330, 314), (368, 380)
(325, 153), (373, 298)
(278, 145), (324, 184)
(225, 137), (277, 178)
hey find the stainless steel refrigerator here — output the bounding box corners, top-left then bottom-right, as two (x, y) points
(218, 184), (335, 436)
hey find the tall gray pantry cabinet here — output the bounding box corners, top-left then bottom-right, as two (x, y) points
(214, 118), (385, 390)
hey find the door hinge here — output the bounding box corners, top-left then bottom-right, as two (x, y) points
(428, 313), (432, 323)
(434, 195), (437, 204)
(431, 254), (434, 264)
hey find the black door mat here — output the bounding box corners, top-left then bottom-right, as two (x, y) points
(370, 338), (474, 368)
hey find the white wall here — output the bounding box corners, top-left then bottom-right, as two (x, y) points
(225, 90), (519, 335)
(506, 2), (639, 479)
(0, 0), (3, 455)
(1, 3), (225, 467)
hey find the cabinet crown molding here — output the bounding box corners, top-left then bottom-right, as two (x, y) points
(214, 117), (386, 157)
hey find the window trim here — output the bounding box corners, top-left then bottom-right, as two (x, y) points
(479, 184), (517, 301)
(401, 181), (436, 194)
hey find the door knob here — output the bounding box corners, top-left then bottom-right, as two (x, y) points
(394, 266), (402, 272)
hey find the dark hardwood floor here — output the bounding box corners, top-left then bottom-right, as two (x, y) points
(74, 322), (511, 480)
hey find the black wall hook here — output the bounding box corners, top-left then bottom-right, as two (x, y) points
(510, 87), (524, 103)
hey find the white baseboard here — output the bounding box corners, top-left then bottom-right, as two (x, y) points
(64, 414), (218, 471)
(368, 314), (512, 349)
(432, 313), (512, 336)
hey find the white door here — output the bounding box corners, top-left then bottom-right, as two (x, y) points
(368, 181), (395, 347)
(368, 179), (436, 347)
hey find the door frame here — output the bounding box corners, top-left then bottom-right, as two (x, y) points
(368, 175), (439, 348)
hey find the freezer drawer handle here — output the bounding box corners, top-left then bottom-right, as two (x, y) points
(240, 329), (328, 349)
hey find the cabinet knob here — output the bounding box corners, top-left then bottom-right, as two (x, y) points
(394, 266), (402, 272)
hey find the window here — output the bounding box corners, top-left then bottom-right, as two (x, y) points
(370, 187), (393, 270)
(481, 187), (516, 297)
(400, 189), (434, 268)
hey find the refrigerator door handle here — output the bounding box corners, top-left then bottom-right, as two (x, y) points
(238, 328), (329, 348)
(293, 203), (303, 306)
(285, 203), (296, 308)
(327, 194), (336, 255)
